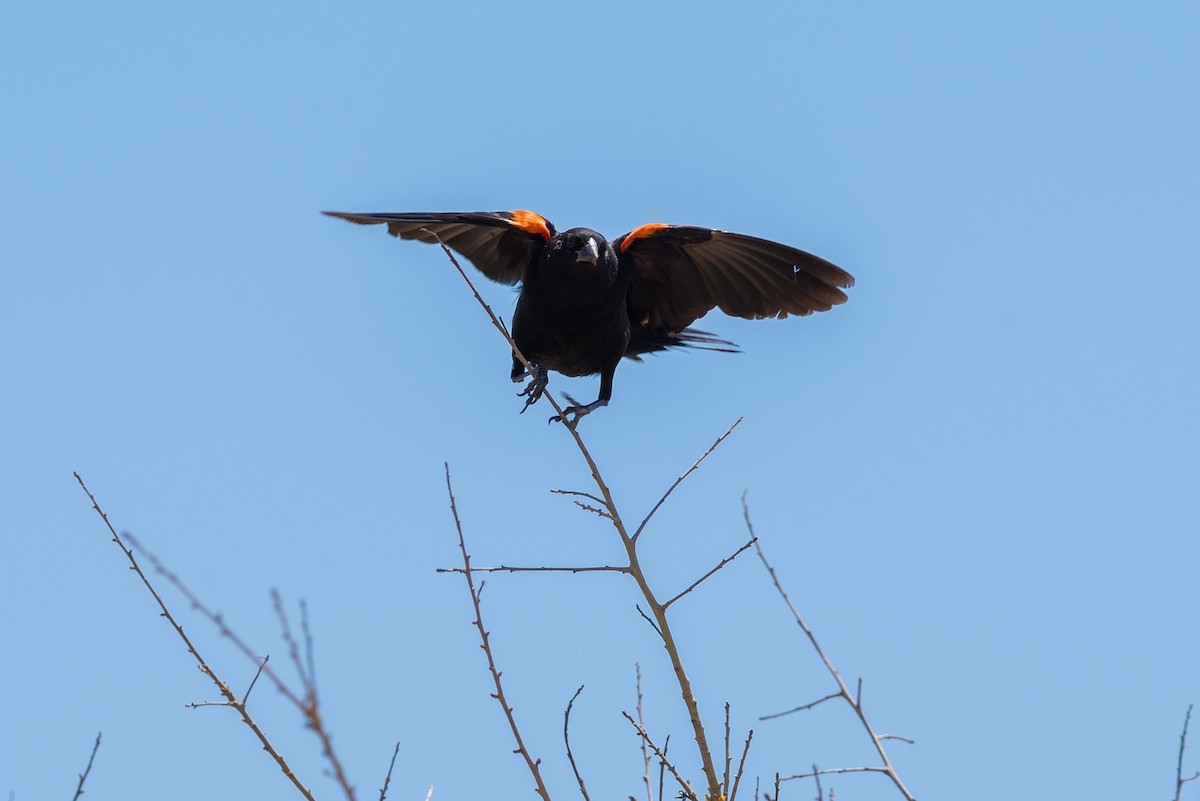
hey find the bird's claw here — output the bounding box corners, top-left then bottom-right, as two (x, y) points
(516, 365), (549, 414)
(548, 393), (603, 429)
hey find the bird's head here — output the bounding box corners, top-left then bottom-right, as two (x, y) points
(547, 228), (617, 277)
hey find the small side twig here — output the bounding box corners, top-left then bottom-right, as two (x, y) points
(662, 537), (756, 610)
(378, 742), (400, 801)
(71, 732), (101, 801)
(1176, 704), (1199, 801)
(437, 565), (629, 575)
(729, 729), (753, 801)
(633, 418), (743, 543)
(445, 464), (552, 801)
(621, 711), (697, 801)
(563, 686), (591, 801)
(723, 702), (732, 800)
(758, 692), (841, 721)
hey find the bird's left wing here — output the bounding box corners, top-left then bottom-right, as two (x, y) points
(322, 210), (555, 285)
(616, 224), (855, 333)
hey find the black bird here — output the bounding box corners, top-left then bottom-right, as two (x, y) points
(323, 210), (854, 426)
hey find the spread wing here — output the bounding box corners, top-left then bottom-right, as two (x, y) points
(322, 210), (555, 285)
(616, 224), (854, 333)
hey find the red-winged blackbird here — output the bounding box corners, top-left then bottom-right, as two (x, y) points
(324, 210), (854, 426)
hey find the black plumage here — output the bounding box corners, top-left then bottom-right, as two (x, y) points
(323, 210), (854, 426)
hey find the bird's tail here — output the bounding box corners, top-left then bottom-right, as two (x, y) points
(625, 327), (740, 360)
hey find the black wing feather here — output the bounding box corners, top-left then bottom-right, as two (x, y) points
(322, 211), (554, 285)
(619, 226), (854, 333)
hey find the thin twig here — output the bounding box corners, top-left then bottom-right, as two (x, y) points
(445, 464), (552, 801)
(563, 686), (591, 801)
(1176, 704), (1199, 801)
(745, 495), (915, 801)
(634, 604), (662, 638)
(437, 565), (629, 575)
(723, 702), (733, 799)
(636, 664), (653, 801)
(811, 766), (823, 801)
(662, 537), (756, 610)
(550, 489), (609, 507)
(759, 692), (841, 721)
(658, 735), (669, 801)
(71, 732), (101, 801)
(633, 419), (743, 543)
(378, 742), (400, 801)
(729, 730), (753, 801)
(783, 767), (888, 781)
(74, 473), (318, 801)
(622, 711), (697, 801)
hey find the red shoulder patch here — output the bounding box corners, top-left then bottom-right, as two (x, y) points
(508, 210), (551, 241)
(619, 223), (669, 252)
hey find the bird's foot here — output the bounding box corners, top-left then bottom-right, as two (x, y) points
(516, 365), (549, 414)
(548, 394), (608, 429)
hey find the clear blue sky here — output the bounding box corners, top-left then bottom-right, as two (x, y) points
(3, 2), (1197, 800)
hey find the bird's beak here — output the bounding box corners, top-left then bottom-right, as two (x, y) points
(578, 237), (600, 265)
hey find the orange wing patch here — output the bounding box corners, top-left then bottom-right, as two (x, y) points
(620, 223), (669, 252)
(508, 210), (552, 241)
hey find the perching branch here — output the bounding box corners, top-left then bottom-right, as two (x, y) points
(445, 464), (553, 801)
(745, 495), (915, 801)
(433, 236), (738, 801)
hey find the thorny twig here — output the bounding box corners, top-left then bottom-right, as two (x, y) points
(745, 495), (915, 801)
(74, 473), (320, 801)
(445, 464), (552, 801)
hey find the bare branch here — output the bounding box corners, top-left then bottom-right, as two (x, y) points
(445, 464), (552, 801)
(879, 734), (916, 745)
(563, 686), (591, 801)
(71, 732), (101, 801)
(437, 565), (629, 575)
(378, 742), (400, 801)
(74, 473), (318, 801)
(662, 537), (756, 610)
(811, 766), (823, 801)
(745, 495), (915, 801)
(633, 418), (743, 543)
(1176, 704), (1199, 801)
(621, 711), (697, 801)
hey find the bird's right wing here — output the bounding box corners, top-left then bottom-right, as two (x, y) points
(322, 210), (555, 285)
